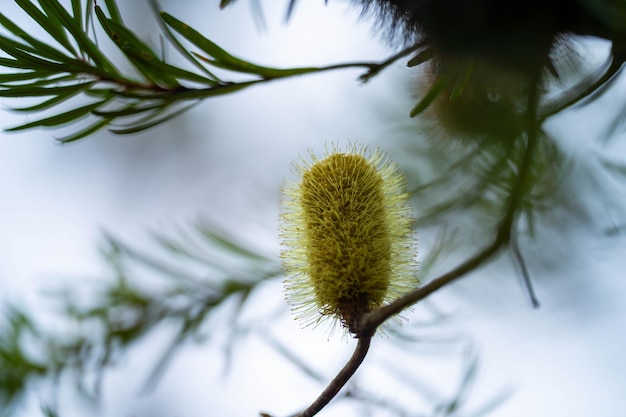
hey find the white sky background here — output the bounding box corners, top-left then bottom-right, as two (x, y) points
(1, 1), (626, 417)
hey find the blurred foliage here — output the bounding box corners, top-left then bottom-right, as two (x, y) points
(0, 222), (282, 414)
(0, 231), (508, 417)
(1, 0), (626, 417)
(0, 0), (622, 141)
(408, 132), (565, 231)
(0, 0), (415, 141)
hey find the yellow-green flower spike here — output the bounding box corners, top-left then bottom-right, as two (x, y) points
(280, 144), (418, 335)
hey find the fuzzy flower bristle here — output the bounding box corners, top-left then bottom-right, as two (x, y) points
(280, 144), (418, 335)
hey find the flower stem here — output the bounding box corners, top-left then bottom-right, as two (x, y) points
(292, 336), (372, 417)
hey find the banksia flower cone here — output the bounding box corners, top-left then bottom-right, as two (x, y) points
(280, 144), (418, 335)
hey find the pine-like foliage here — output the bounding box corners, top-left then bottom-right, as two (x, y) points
(1, 1), (625, 417)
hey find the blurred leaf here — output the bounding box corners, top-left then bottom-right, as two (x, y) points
(448, 349), (479, 413)
(0, 36), (69, 72)
(601, 156), (626, 177)
(115, 80), (257, 100)
(91, 102), (164, 118)
(410, 129), (565, 234)
(0, 0), (420, 140)
(0, 82), (94, 98)
(95, 6), (179, 87)
(122, 44), (218, 85)
(465, 387), (514, 417)
(0, 57), (34, 69)
(5, 96), (113, 131)
(195, 221), (274, 263)
(71, 0), (83, 30)
(539, 52), (619, 120)
(43, 0), (120, 75)
(8, 87), (86, 112)
(103, 0), (124, 24)
(220, 0), (238, 9)
(449, 63), (474, 101)
(148, 0), (221, 83)
(56, 118), (112, 143)
(162, 12), (321, 79)
(0, 73), (81, 89)
(0, 70), (55, 83)
(160, 12), (236, 63)
(261, 332), (325, 383)
(40, 404), (59, 417)
(407, 47), (435, 67)
(36, 0), (82, 53)
(0, 307), (48, 410)
(0, 12), (72, 62)
(107, 102), (194, 134)
(14, 0), (76, 55)
(410, 78), (446, 117)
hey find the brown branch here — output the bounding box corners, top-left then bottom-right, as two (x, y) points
(356, 237), (504, 336)
(267, 63), (546, 417)
(292, 336), (371, 417)
(95, 43), (424, 100)
(358, 66), (545, 338)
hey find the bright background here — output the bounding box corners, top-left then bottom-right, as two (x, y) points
(1, 1), (625, 416)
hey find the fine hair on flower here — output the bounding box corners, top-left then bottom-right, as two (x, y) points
(280, 142), (419, 336)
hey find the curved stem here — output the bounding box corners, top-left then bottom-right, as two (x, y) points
(357, 238), (504, 335)
(358, 67), (545, 337)
(539, 50), (622, 121)
(101, 43), (423, 100)
(292, 336), (372, 417)
(269, 65), (547, 417)
(510, 228), (540, 308)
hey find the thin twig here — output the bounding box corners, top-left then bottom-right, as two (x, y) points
(292, 336), (372, 417)
(104, 43), (423, 98)
(539, 49), (622, 121)
(273, 65), (547, 417)
(510, 229), (540, 308)
(358, 66), (545, 337)
(358, 41), (424, 82)
(357, 238), (504, 335)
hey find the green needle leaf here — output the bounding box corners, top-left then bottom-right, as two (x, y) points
(8, 87), (86, 112)
(57, 118), (112, 143)
(116, 80), (257, 100)
(122, 47), (218, 85)
(160, 12), (234, 63)
(410, 79), (446, 117)
(104, 0), (124, 24)
(5, 96), (113, 131)
(407, 47), (435, 67)
(0, 57), (29, 69)
(0, 71), (54, 84)
(449, 64), (474, 102)
(195, 53), (321, 78)
(0, 82), (93, 97)
(71, 0), (83, 31)
(149, 0), (220, 82)
(15, 0), (77, 55)
(0, 12), (72, 63)
(42, 0), (120, 76)
(5, 74), (84, 88)
(91, 102), (165, 118)
(96, 6), (179, 87)
(220, 0), (238, 8)
(162, 12), (321, 79)
(108, 103), (196, 134)
(196, 221), (271, 262)
(0, 36), (72, 72)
